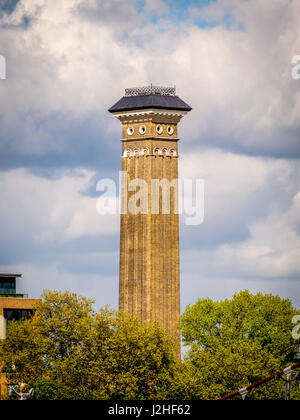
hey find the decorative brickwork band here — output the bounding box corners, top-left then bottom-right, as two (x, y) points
(122, 147), (178, 158)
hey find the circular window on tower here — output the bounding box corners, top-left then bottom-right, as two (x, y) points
(167, 125), (174, 135)
(127, 126), (134, 136)
(139, 125), (147, 135)
(156, 125), (163, 135)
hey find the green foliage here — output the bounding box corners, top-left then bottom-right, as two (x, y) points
(28, 379), (99, 400)
(1, 289), (299, 400)
(177, 290), (300, 400)
(0, 290), (175, 400)
(181, 290), (299, 362)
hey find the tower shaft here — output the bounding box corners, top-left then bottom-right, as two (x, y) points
(119, 138), (180, 353)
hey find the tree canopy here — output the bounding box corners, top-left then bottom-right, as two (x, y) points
(176, 290), (300, 399)
(1, 289), (299, 400)
(0, 290), (175, 400)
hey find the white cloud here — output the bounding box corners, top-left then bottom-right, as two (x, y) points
(144, 0), (169, 14)
(180, 150), (300, 283)
(180, 148), (297, 232)
(0, 168), (119, 245)
(0, 150), (299, 308)
(0, 0), (299, 158)
(181, 273), (300, 308)
(0, 263), (118, 309)
(0, 0), (299, 308)
(0, 168), (119, 307)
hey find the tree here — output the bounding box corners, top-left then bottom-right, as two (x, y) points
(2, 289), (299, 400)
(176, 290), (300, 400)
(0, 290), (175, 400)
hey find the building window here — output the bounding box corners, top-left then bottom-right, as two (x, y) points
(127, 126), (134, 136)
(167, 125), (174, 135)
(139, 125), (147, 135)
(4, 309), (33, 324)
(0, 278), (16, 295)
(156, 125), (163, 134)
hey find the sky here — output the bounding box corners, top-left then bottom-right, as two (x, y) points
(0, 0), (299, 311)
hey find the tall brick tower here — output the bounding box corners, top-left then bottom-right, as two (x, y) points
(109, 86), (191, 356)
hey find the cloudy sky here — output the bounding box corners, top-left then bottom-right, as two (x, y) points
(0, 0), (299, 311)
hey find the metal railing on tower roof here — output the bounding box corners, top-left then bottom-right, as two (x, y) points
(125, 85), (176, 97)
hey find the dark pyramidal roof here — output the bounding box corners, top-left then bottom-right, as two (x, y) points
(108, 86), (192, 113)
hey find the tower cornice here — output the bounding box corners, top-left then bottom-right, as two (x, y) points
(111, 108), (188, 123)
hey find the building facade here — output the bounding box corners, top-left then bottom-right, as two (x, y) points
(109, 86), (191, 356)
(0, 274), (38, 399)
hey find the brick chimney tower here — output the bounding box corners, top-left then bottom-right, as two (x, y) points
(109, 85), (191, 357)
